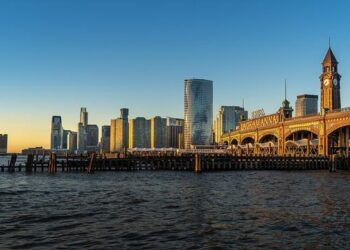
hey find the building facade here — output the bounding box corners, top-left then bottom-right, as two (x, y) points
(295, 94), (318, 117)
(80, 107), (88, 126)
(151, 116), (167, 148)
(320, 48), (341, 112)
(67, 131), (78, 153)
(110, 108), (129, 152)
(214, 106), (247, 143)
(0, 134), (8, 154)
(184, 79), (213, 148)
(129, 117), (151, 148)
(100, 125), (111, 153)
(166, 117), (184, 148)
(86, 125), (99, 152)
(51, 116), (62, 150)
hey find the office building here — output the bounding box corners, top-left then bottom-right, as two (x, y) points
(78, 122), (87, 151)
(100, 125), (110, 153)
(110, 108), (129, 152)
(214, 106), (247, 143)
(295, 94), (318, 117)
(184, 79), (213, 148)
(166, 117), (184, 148)
(80, 107), (88, 126)
(129, 117), (151, 148)
(86, 125), (99, 152)
(61, 129), (70, 149)
(151, 116), (167, 148)
(0, 134), (8, 154)
(67, 131), (78, 153)
(77, 107), (99, 152)
(51, 116), (63, 150)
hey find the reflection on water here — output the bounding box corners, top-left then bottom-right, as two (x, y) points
(0, 171), (350, 249)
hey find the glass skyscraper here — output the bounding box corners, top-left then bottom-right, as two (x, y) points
(184, 79), (213, 148)
(51, 116), (62, 150)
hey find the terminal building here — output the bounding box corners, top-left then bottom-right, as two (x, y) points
(221, 47), (349, 156)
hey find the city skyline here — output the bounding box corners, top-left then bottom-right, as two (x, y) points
(1, 0), (350, 152)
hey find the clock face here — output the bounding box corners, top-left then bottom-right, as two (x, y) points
(333, 78), (338, 86)
(323, 79), (330, 86)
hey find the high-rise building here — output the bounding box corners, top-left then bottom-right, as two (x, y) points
(80, 107), (88, 126)
(214, 106), (247, 143)
(184, 79), (213, 148)
(295, 95), (318, 117)
(166, 117), (184, 148)
(151, 116), (167, 148)
(0, 134), (8, 154)
(120, 108), (129, 120)
(110, 108), (129, 152)
(51, 116), (62, 150)
(78, 122), (87, 151)
(67, 131), (78, 153)
(61, 129), (69, 149)
(101, 125), (110, 153)
(77, 107), (98, 152)
(129, 117), (151, 148)
(86, 125), (99, 152)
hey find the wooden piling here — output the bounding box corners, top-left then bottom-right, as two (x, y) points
(87, 153), (96, 173)
(194, 154), (201, 173)
(25, 154), (34, 173)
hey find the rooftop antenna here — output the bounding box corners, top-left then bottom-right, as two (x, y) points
(242, 98), (245, 109)
(284, 79), (287, 101)
(329, 36), (331, 48)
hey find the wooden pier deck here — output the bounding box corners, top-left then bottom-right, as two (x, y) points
(1, 153), (349, 173)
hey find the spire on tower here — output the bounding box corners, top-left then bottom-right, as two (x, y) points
(323, 47), (338, 65)
(284, 79), (287, 101)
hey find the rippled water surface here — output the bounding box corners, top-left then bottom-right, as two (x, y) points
(1, 171), (350, 249)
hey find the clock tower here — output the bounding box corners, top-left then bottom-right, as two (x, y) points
(320, 47), (341, 112)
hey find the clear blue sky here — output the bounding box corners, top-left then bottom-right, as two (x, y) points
(1, 0), (350, 151)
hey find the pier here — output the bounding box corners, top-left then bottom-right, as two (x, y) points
(1, 153), (349, 173)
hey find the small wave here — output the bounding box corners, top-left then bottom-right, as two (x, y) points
(126, 198), (148, 205)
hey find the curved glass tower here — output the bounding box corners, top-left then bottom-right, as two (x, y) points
(184, 79), (213, 149)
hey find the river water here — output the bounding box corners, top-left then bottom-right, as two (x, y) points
(1, 171), (350, 249)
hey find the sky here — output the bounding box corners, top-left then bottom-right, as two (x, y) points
(1, 0), (350, 152)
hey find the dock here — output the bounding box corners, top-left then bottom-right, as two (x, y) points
(1, 153), (349, 173)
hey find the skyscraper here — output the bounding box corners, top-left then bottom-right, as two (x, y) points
(0, 134), (8, 154)
(295, 95), (318, 117)
(110, 108), (129, 152)
(150, 116), (167, 148)
(78, 122), (87, 151)
(77, 107), (99, 153)
(51, 116), (62, 150)
(101, 125), (111, 153)
(80, 107), (88, 126)
(184, 79), (213, 148)
(214, 106), (247, 143)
